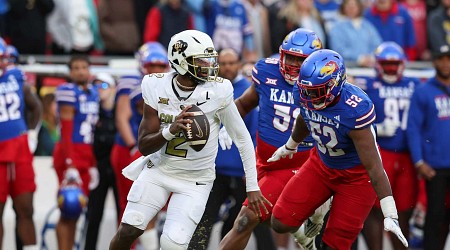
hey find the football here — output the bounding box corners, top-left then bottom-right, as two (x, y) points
(182, 105), (210, 152)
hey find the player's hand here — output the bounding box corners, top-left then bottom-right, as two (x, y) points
(218, 126), (233, 150)
(169, 105), (194, 134)
(267, 145), (297, 162)
(27, 129), (38, 153)
(246, 190), (272, 218)
(63, 167), (82, 186)
(384, 217), (409, 247)
(416, 161), (436, 180)
(375, 119), (399, 137)
(88, 167), (100, 190)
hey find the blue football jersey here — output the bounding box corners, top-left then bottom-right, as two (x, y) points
(56, 83), (99, 144)
(0, 67), (28, 141)
(129, 86), (143, 143)
(355, 76), (420, 151)
(253, 58), (314, 151)
(114, 75), (142, 146)
(293, 82), (376, 169)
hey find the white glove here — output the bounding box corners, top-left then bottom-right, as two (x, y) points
(218, 126), (233, 150)
(63, 168), (82, 186)
(27, 129), (38, 153)
(384, 217), (408, 247)
(88, 167), (100, 190)
(267, 145), (297, 162)
(376, 119), (399, 137)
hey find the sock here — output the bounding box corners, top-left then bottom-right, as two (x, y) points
(23, 246), (39, 250)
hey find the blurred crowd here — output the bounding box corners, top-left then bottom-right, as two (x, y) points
(0, 0), (448, 64)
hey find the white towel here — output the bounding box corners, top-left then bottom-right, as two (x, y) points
(122, 153), (161, 181)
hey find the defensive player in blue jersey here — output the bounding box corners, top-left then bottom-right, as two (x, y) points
(0, 43), (42, 250)
(356, 42), (421, 250)
(219, 28), (328, 250)
(268, 49), (408, 249)
(53, 55), (100, 250)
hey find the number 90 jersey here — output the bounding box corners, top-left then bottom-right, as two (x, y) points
(253, 58), (314, 150)
(141, 72), (234, 182)
(293, 82), (376, 170)
(0, 68), (27, 141)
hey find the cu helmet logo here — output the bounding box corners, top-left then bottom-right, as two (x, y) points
(171, 40), (188, 56)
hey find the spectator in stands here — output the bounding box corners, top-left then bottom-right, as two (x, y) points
(98, 0), (140, 55)
(36, 93), (60, 156)
(407, 45), (450, 250)
(329, 0), (382, 67)
(364, 0), (417, 60)
(7, 0), (54, 54)
(401, 0), (429, 60)
(243, 0), (271, 58)
(185, 0), (207, 32)
(427, 0), (450, 56)
(53, 55), (99, 250)
(205, 0), (256, 61)
(134, 0), (158, 41)
(47, 0), (102, 54)
(314, 0), (342, 32)
(270, 0), (326, 52)
(143, 0), (194, 49)
(85, 73), (120, 250)
(267, 0), (289, 54)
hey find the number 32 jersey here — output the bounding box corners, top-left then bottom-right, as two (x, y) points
(293, 82), (376, 170)
(0, 68), (27, 141)
(141, 72), (234, 182)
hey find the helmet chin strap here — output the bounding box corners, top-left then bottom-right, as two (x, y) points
(382, 74), (399, 84)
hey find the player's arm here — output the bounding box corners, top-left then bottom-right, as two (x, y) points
(219, 101), (272, 216)
(23, 84), (42, 130)
(349, 127), (392, 199)
(59, 104), (76, 168)
(235, 84), (259, 118)
(350, 125), (409, 247)
(115, 94), (136, 148)
(138, 104), (193, 156)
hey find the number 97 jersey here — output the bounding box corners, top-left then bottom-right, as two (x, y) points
(293, 82), (376, 170)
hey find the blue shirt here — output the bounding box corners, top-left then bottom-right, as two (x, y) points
(0, 67), (27, 141)
(407, 77), (450, 169)
(215, 75), (258, 177)
(55, 83), (99, 144)
(294, 82), (376, 169)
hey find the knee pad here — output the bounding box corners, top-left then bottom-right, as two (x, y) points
(122, 210), (146, 230)
(160, 233), (188, 250)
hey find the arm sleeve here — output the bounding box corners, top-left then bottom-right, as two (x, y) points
(406, 90), (425, 164)
(218, 92), (259, 192)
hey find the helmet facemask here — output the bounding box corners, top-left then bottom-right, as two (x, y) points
(184, 53), (220, 84)
(376, 60), (404, 84)
(279, 50), (307, 85)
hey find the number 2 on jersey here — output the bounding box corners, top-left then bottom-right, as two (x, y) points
(309, 121), (344, 156)
(0, 92), (21, 122)
(166, 132), (188, 158)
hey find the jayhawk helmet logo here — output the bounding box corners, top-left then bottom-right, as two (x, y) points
(319, 61), (339, 79)
(311, 38), (323, 49)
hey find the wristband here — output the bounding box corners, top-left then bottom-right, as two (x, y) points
(162, 126), (176, 141)
(414, 160), (425, 168)
(285, 136), (300, 150)
(380, 196), (398, 219)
